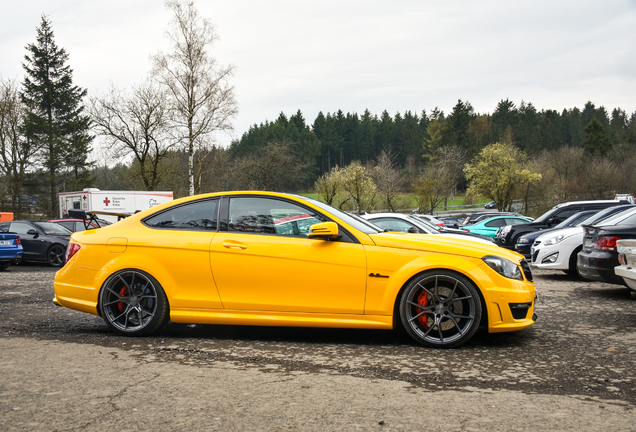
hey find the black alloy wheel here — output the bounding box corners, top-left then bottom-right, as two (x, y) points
(47, 244), (66, 267)
(399, 270), (482, 348)
(99, 269), (169, 336)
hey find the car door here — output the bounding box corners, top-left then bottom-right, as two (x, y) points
(210, 196), (367, 314)
(7, 222), (47, 259)
(482, 218), (507, 237)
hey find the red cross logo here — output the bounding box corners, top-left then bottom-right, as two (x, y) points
(82, 195), (87, 201)
(103, 197), (110, 206)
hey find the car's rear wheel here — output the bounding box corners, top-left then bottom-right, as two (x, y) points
(47, 244), (65, 267)
(399, 270), (482, 348)
(99, 269), (169, 336)
(0, 262), (10, 271)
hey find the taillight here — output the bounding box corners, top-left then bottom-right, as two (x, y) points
(14, 237), (21, 245)
(594, 236), (621, 251)
(65, 243), (81, 264)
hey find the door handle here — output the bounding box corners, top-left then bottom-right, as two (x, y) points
(222, 241), (247, 250)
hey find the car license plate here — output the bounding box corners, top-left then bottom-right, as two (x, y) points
(627, 255), (636, 267)
(584, 238), (592, 248)
(0, 240), (9, 246)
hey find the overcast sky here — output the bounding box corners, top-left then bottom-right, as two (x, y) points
(2, 0), (636, 149)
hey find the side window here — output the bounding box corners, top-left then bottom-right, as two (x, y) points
(485, 219), (505, 228)
(228, 197), (326, 237)
(506, 218), (526, 225)
(9, 222), (35, 234)
(144, 199), (218, 230)
(554, 209), (579, 222)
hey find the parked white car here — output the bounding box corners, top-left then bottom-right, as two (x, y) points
(531, 205), (636, 275)
(361, 213), (495, 245)
(615, 239), (636, 291)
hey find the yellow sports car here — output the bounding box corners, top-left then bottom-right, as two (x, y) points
(54, 191), (536, 348)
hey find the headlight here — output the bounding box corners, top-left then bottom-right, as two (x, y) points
(517, 235), (532, 244)
(498, 225), (512, 237)
(482, 255), (523, 280)
(542, 234), (566, 246)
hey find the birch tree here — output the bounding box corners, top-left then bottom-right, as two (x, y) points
(153, 0), (238, 195)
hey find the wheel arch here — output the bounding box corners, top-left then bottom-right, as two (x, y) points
(372, 254), (486, 321)
(94, 254), (175, 316)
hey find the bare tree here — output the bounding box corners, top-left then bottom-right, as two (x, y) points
(152, 0), (238, 195)
(373, 149), (405, 212)
(90, 83), (177, 190)
(0, 77), (38, 215)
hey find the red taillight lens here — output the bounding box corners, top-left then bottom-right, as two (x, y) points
(14, 237), (21, 245)
(594, 236), (621, 251)
(65, 243), (81, 264)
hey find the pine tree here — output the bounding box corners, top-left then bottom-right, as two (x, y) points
(21, 15), (92, 216)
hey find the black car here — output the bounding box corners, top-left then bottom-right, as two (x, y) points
(495, 200), (624, 250)
(514, 210), (599, 258)
(0, 220), (71, 267)
(577, 211), (636, 284)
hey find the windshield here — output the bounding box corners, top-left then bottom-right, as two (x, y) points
(594, 207), (636, 227)
(33, 221), (72, 235)
(408, 215), (441, 232)
(532, 206), (559, 224)
(305, 198), (383, 234)
(556, 211), (595, 228)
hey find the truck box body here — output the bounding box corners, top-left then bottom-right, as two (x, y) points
(59, 189), (173, 222)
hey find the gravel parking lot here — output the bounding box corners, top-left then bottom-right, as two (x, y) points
(1, 264), (635, 431)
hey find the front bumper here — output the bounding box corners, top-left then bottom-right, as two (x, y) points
(514, 242), (532, 259)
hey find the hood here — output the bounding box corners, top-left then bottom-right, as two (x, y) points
(368, 232), (523, 261)
(535, 226), (582, 241)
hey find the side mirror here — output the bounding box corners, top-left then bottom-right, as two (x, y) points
(407, 227), (419, 234)
(308, 221), (340, 240)
(27, 229), (38, 237)
(547, 217), (558, 226)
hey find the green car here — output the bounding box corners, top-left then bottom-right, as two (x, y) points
(462, 215), (532, 238)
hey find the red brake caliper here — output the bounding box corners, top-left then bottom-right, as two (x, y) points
(417, 291), (429, 329)
(117, 286), (128, 313)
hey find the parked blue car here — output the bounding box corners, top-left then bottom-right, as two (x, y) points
(0, 227), (23, 271)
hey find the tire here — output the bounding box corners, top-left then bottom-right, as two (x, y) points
(47, 244), (66, 267)
(0, 262), (10, 271)
(563, 246), (582, 277)
(398, 270), (482, 348)
(99, 269), (169, 336)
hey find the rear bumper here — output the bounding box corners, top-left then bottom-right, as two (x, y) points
(577, 251), (623, 284)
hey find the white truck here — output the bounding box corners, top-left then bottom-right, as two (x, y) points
(59, 189), (173, 222)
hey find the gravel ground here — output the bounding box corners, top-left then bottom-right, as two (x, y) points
(0, 263), (635, 431)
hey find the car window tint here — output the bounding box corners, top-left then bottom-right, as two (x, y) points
(485, 219), (506, 228)
(229, 197), (326, 237)
(553, 209), (579, 221)
(145, 199), (218, 230)
(506, 218), (526, 225)
(9, 222), (36, 234)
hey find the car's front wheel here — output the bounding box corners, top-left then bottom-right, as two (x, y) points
(47, 244), (65, 267)
(99, 269), (169, 336)
(399, 270), (482, 348)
